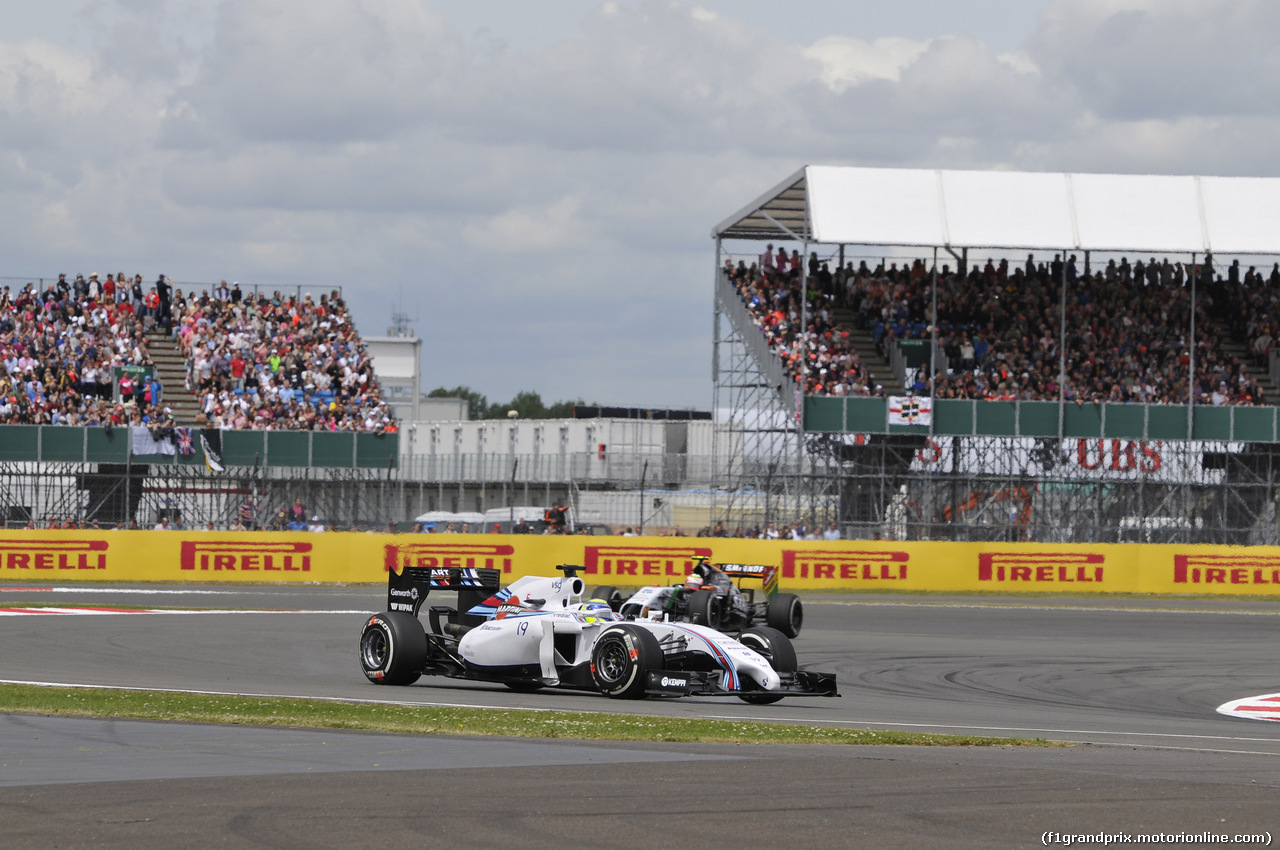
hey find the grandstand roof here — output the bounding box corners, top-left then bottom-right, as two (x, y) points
(713, 166), (1280, 255)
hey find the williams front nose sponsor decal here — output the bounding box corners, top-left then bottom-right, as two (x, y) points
(0, 539), (108, 571)
(1217, 693), (1280, 722)
(978, 552), (1105, 585)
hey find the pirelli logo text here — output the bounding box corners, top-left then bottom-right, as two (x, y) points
(180, 541), (312, 572)
(978, 552), (1104, 584)
(781, 549), (908, 581)
(582, 546), (712, 577)
(0, 539), (108, 571)
(1174, 554), (1280, 586)
(383, 543), (514, 573)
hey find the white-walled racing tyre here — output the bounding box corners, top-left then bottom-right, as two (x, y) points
(590, 624), (662, 699)
(765, 592), (803, 638)
(360, 611), (428, 686)
(738, 626), (797, 704)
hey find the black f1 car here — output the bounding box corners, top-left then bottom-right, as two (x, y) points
(593, 558), (803, 638)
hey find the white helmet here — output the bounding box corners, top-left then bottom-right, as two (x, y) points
(685, 574), (704, 589)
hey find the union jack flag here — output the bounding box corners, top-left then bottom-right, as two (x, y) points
(175, 427), (194, 456)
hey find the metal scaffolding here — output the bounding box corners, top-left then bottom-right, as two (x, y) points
(0, 461), (397, 531)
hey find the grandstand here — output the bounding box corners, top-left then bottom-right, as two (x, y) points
(0, 276), (397, 529)
(710, 166), (1280, 544)
(15, 166), (1280, 541)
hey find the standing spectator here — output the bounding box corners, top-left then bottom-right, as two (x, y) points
(230, 350), (247, 390)
(239, 496), (256, 530)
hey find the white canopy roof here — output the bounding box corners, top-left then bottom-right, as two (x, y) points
(713, 165), (1280, 255)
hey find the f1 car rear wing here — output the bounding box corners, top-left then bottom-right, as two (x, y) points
(387, 565), (502, 618)
(711, 562), (779, 597)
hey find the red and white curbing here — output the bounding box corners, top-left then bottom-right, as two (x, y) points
(1216, 692), (1280, 722)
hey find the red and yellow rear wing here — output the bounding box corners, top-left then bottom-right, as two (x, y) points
(716, 563), (779, 597)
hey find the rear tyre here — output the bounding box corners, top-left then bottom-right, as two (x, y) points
(687, 590), (725, 630)
(588, 585), (623, 611)
(738, 626), (797, 704)
(360, 611), (428, 686)
(765, 593), (803, 638)
(590, 624), (661, 699)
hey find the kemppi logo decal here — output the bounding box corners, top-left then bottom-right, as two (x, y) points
(978, 552), (1104, 584)
(781, 549), (908, 581)
(180, 541), (312, 572)
(1174, 554), (1280, 586)
(383, 543), (515, 573)
(582, 545), (713, 577)
(0, 539), (108, 570)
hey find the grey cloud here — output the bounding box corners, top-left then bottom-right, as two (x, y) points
(1028, 1), (1280, 122)
(163, 0), (463, 146)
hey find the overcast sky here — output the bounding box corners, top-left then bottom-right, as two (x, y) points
(2, 0), (1277, 410)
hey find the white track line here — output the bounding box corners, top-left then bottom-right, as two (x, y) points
(5, 678), (1280, 754)
(0, 679), (537, 712)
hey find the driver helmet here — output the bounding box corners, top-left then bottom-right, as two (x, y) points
(684, 573), (704, 589)
(578, 600), (612, 613)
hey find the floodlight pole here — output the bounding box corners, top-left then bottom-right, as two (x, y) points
(1059, 248), (1068, 438)
(639, 459), (648, 536)
(1188, 252), (1197, 439)
(929, 246), (938, 421)
(798, 238), (809, 525)
(712, 236), (722, 526)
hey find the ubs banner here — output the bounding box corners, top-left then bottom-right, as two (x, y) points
(1, 532), (1278, 596)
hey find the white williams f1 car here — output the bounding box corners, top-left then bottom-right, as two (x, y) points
(360, 565), (838, 703)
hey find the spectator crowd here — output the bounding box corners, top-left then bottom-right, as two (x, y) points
(727, 247), (1275, 406)
(173, 283), (390, 431)
(0, 273), (166, 427)
(0, 272), (392, 431)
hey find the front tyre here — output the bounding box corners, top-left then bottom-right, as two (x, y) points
(360, 611), (428, 686)
(590, 624), (662, 699)
(738, 626), (797, 705)
(765, 593), (803, 638)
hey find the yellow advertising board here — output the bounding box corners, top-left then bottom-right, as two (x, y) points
(0, 531), (1278, 596)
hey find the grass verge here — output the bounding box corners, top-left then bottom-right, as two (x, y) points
(0, 683), (1061, 747)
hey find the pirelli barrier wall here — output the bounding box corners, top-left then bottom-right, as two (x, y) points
(3, 532), (1280, 596)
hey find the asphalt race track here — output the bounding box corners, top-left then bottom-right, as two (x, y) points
(2, 583), (1279, 848)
